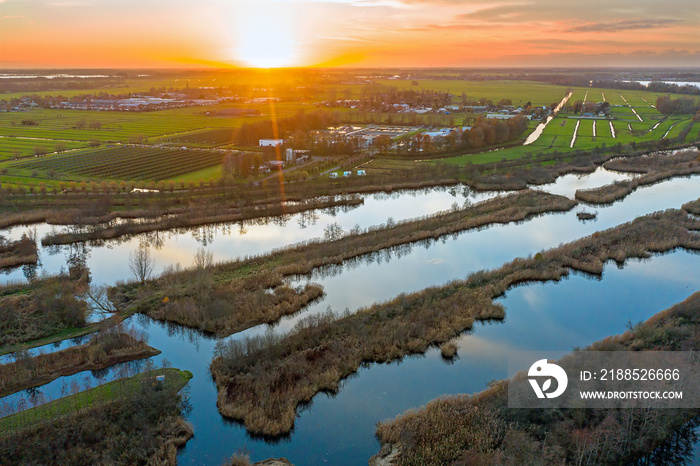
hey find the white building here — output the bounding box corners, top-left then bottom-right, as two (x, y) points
(259, 139), (284, 147)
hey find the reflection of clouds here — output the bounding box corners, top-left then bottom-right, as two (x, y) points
(454, 334), (525, 364)
(538, 167), (634, 198)
(521, 287), (545, 310)
(425, 258), (446, 264)
(616, 253), (700, 289)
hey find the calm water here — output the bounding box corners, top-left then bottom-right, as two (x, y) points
(1, 169), (700, 465)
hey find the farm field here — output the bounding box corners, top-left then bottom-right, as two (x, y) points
(159, 127), (235, 146)
(354, 80), (576, 106)
(0, 137), (89, 160)
(441, 86), (697, 164)
(11, 146), (225, 181)
(0, 102), (309, 143)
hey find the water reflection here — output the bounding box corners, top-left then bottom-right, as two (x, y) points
(633, 417), (700, 466)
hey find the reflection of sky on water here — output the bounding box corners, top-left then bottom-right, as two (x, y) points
(0, 171), (699, 465)
(0, 167), (640, 287)
(1, 185), (492, 286)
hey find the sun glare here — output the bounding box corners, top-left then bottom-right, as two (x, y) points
(235, 3), (297, 68)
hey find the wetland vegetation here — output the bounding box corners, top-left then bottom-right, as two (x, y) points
(575, 148), (700, 204)
(210, 200), (700, 437)
(0, 235), (37, 270)
(373, 291), (700, 466)
(0, 368), (193, 465)
(0, 326), (158, 398)
(114, 190), (575, 336)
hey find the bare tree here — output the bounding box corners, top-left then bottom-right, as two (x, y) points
(193, 247), (214, 300)
(193, 247), (213, 270)
(129, 245), (154, 284)
(85, 284), (120, 318)
(323, 222), (344, 241)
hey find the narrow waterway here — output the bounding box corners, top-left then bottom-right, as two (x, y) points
(570, 120), (580, 147)
(523, 91), (574, 145)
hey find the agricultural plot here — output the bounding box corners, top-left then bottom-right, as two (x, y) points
(160, 128), (235, 146)
(567, 90), (588, 104)
(596, 119), (612, 139)
(0, 110), (228, 143)
(12, 146), (224, 181)
(0, 137), (88, 160)
(683, 121), (700, 142)
(358, 80), (575, 107)
(0, 103), (305, 144)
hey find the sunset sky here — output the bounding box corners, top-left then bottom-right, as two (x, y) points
(1, 0), (699, 68)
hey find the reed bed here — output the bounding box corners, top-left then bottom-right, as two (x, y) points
(0, 327), (158, 397)
(0, 236), (37, 271)
(115, 191), (575, 337)
(41, 196), (364, 246)
(0, 368), (193, 465)
(373, 291), (700, 465)
(575, 149), (700, 205)
(0, 276), (89, 348)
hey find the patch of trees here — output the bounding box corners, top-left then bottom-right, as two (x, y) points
(655, 96), (700, 115)
(526, 74), (700, 96)
(567, 100), (609, 115)
(387, 115), (529, 155)
(596, 80), (700, 96)
(357, 87), (452, 112)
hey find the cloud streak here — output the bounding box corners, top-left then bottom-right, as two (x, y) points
(563, 19), (680, 33)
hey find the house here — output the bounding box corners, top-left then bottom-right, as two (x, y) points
(259, 139), (284, 147)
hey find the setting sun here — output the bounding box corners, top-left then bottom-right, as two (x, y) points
(234, 2), (298, 68)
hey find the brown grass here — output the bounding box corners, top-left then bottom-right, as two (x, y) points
(683, 198), (700, 216)
(0, 276), (89, 348)
(0, 236), (37, 270)
(114, 190), (575, 337)
(575, 149), (700, 205)
(439, 341), (459, 359)
(211, 203), (700, 437)
(41, 196), (364, 246)
(0, 327), (159, 397)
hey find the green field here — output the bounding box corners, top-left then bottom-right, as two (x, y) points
(345, 80), (574, 107)
(1, 79), (698, 187)
(436, 84), (700, 166)
(159, 127), (235, 146)
(0, 102), (308, 143)
(0, 137), (89, 160)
